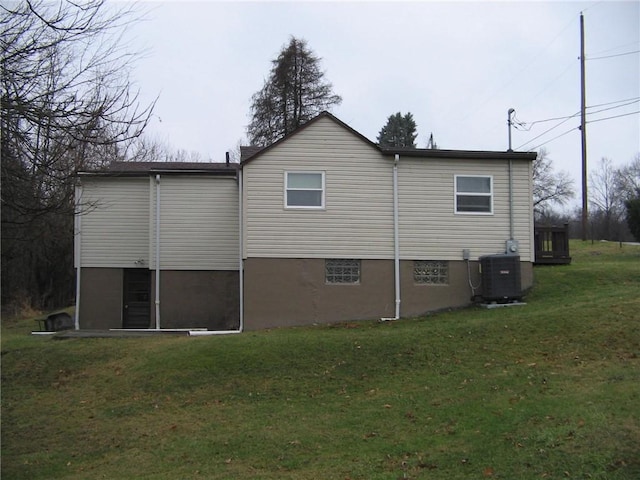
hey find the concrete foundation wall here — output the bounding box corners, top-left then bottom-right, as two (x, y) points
(152, 270), (240, 330)
(243, 258), (534, 330)
(79, 268), (123, 329)
(521, 261), (534, 293)
(401, 261), (533, 317)
(400, 261), (477, 318)
(80, 260), (533, 331)
(243, 258), (395, 330)
(79, 268), (239, 330)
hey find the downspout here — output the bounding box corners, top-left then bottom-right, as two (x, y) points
(238, 167), (244, 332)
(74, 181), (82, 330)
(382, 153), (400, 321)
(190, 167), (244, 337)
(155, 174), (161, 330)
(141, 171), (244, 336)
(507, 109), (515, 242)
(509, 158), (514, 241)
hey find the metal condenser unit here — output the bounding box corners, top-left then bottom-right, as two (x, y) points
(480, 254), (522, 302)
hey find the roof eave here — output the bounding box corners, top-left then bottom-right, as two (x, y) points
(380, 147), (537, 161)
(78, 168), (238, 177)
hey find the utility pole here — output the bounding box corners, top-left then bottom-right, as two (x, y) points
(580, 12), (588, 241)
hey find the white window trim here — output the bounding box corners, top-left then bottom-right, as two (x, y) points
(454, 174), (493, 215)
(284, 171), (325, 210)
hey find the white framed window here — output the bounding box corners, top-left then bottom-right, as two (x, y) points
(414, 260), (449, 285)
(285, 171), (325, 209)
(325, 259), (360, 284)
(455, 175), (493, 214)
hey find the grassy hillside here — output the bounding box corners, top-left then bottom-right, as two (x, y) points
(2, 241), (639, 479)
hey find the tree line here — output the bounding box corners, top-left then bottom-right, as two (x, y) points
(1, 1), (155, 314)
(532, 152), (640, 243)
(2, 9), (638, 317)
(577, 156), (639, 242)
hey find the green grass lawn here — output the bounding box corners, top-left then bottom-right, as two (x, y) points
(2, 241), (639, 479)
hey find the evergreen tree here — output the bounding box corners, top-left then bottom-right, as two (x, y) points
(377, 112), (418, 148)
(247, 37), (342, 146)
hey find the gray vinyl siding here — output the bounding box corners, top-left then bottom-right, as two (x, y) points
(79, 178), (150, 268)
(244, 116), (394, 258)
(150, 176), (239, 270)
(397, 158), (534, 262)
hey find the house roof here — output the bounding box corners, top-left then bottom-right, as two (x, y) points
(240, 146), (264, 162)
(78, 161), (239, 177)
(240, 111), (537, 165)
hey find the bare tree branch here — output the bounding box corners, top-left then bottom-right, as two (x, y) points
(1, 0), (156, 311)
(532, 148), (575, 218)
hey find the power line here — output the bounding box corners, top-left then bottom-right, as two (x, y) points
(526, 126), (578, 151)
(517, 110), (639, 151)
(588, 99), (640, 117)
(514, 98), (639, 131)
(588, 50), (640, 60)
(522, 60), (577, 109)
(443, 13), (578, 127)
(516, 111), (580, 130)
(589, 42), (640, 56)
(587, 97), (640, 109)
(587, 110), (640, 124)
(516, 114), (575, 149)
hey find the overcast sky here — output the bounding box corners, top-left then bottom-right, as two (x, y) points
(126, 0), (639, 203)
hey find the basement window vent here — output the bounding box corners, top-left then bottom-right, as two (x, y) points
(325, 259), (360, 284)
(414, 260), (449, 285)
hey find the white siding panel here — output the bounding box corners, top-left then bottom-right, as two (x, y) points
(150, 176), (239, 270)
(80, 178), (150, 267)
(244, 116), (534, 262)
(244, 116), (395, 258)
(398, 158), (533, 261)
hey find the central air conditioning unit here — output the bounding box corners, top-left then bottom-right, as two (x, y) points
(480, 254), (522, 302)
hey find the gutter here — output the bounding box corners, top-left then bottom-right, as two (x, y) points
(382, 153), (401, 321)
(379, 147), (536, 161)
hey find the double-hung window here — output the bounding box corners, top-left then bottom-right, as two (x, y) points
(285, 172), (325, 209)
(455, 175), (493, 214)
